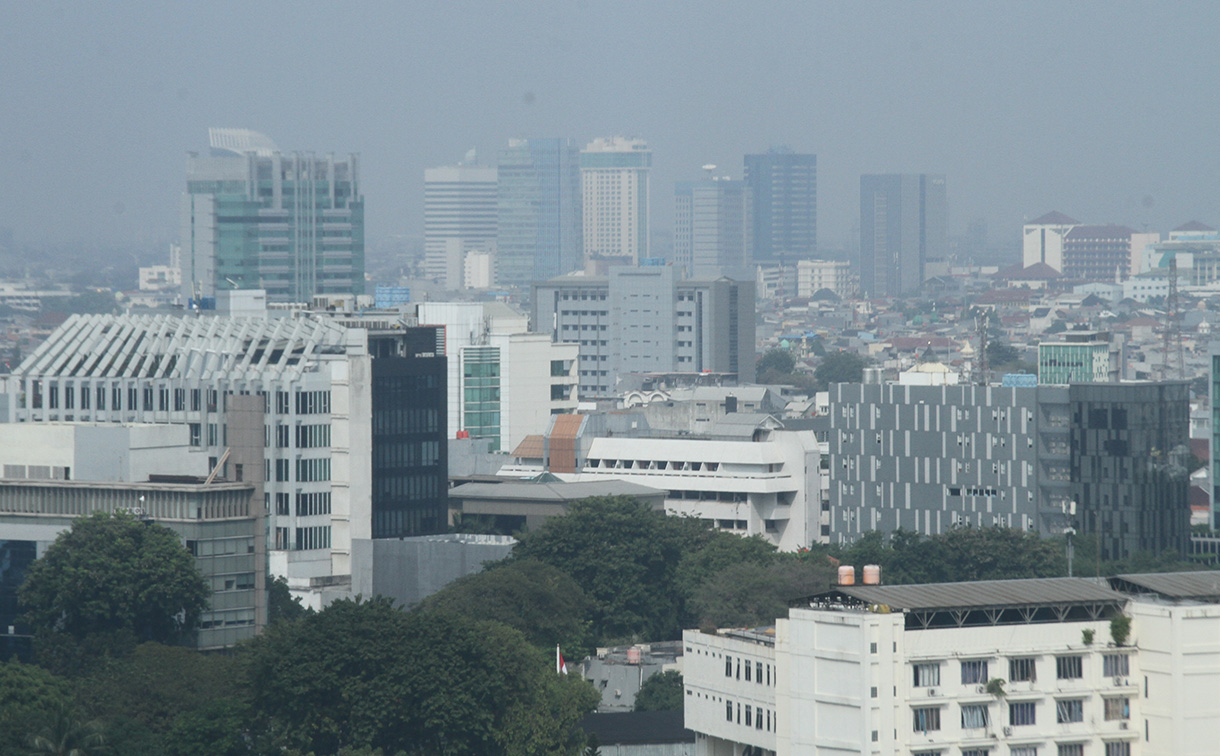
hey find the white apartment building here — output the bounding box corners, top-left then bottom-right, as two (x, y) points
(417, 302), (577, 453)
(684, 573), (1220, 756)
(580, 137), (652, 263)
(797, 259), (857, 299)
(575, 419), (819, 551)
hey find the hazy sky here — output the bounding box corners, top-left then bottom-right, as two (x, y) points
(2, 1), (1218, 253)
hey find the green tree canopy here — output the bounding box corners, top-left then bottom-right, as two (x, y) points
(19, 512), (210, 646)
(688, 559), (833, 628)
(418, 558), (595, 658)
(633, 670), (684, 712)
(0, 660), (75, 756)
(756, 349), (796, 382)
(834, 527), (1067, 585)
(510, 496), (710, 642)
(814, 351), (867, 389)
(244, 596), (598, 756)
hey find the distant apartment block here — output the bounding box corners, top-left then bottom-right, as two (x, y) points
(860, 174), (946, 297)
(423, 161), (497, 289)
(796, 259), (857, 299)
(827, 381), (1190, 559)
(744, 148), (817, 264)
(1060, 225), (1159, 282)
(532, 266), (755, 398)
(180, 128), (364, 304)
(580, 137), (651, 265)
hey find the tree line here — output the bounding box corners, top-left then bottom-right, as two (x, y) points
(3, 501), (1210, 755)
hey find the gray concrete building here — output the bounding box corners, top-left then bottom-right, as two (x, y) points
(859, 174), (946, 297)
(532, 267), (755, 398)
(828, 381), (1189, 559)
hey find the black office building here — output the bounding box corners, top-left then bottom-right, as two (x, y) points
(1070, 382), (1191, 560)
(744, 149), (817, 264)
(369, 326), (448, 539)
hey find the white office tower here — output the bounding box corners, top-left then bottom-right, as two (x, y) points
(684, 574), (1220, 756)
(423, 161), (498, 289)
(580, 137), (652, 264)
(416, 302), (577, 452)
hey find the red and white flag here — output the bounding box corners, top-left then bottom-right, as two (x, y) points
(556, 645), (568, 675)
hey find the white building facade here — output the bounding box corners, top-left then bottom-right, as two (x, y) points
(417, 302), (577, 453)
(423, 163), (498, 289)
(797, 259), (857, 299)
(580, 137), (652, 264)
(575, 425), (819, 551)
(684, 574), (1220, 756)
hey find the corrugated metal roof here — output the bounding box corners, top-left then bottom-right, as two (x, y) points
(824, 577), (1125, 611)
(1111, 571), (1220, 600)
(449, 480), (665, 503)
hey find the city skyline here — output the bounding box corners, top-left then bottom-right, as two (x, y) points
(2, 2), (1218, 253)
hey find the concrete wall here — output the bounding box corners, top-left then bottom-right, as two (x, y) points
(350, 533), (515, 608)
(0, 423), (205, 482)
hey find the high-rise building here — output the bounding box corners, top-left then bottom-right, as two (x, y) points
(496, 138), (582, 287)
(674, 173), (752, 279)
(181, 128), (364, 304)
(744, 148), (817, 264)
(859, 174), (946, 297)
(423, 160), (497, 289)
(1037, 331), (1118, 384)
(580, 137), (651, 265)
(532, 267), (755, 397)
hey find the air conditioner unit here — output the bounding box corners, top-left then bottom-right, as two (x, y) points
(927, 688), (938, 697)
(1120, 721), (1129, 730)
(1002, 726), (1012, 736)
(976, 685), (987, 694)
(1113, 677), (1126, 687)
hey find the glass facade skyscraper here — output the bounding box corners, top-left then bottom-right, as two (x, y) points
(859, 174), (946, 297)
(181, 129), (365, 304)
(744, 148), (817, 264)
(496, 138), (582, 288)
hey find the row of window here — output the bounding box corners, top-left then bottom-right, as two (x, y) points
(724, 700), (775, 732)
(913, 696), (1130, 732)
(28, 383), (332, 418)
(913, 654), (1129, 687)
(724, 655), (774, 685)
(916, 743), (1127, 756)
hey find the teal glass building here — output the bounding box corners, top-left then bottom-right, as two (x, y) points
(496, 138), (582, 288)
(181, 129), (365, 304)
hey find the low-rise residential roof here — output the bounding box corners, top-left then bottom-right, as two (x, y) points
(816, 577), (1126, 612)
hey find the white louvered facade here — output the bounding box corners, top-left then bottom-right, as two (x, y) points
(0, 313), (373, 596)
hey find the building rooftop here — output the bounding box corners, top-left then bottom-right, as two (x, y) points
(800, 577), (1127, 630)
(578, 711), (694, 746)
(448, 479), (665, 503)
(1108, 571), (1220, 602)
(1028, 211), (1080, 226)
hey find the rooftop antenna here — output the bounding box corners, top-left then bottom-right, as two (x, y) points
(1162, 256), (1185, 380)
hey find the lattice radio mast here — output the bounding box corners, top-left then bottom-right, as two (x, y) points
(1162, 256), (1185, 380)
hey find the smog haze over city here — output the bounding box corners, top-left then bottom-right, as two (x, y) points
(2, 0), (1218, 253)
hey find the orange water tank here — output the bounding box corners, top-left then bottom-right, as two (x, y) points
(837, 565), (856, 585)
(863, 564), (882, 585)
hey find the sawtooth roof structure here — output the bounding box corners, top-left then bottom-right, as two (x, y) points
(11, 313), (355, 383)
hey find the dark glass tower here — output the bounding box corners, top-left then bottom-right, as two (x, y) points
(859, 174), (946, 297)
(369, 327), (448, 539)
(744, 148), (817, 265)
